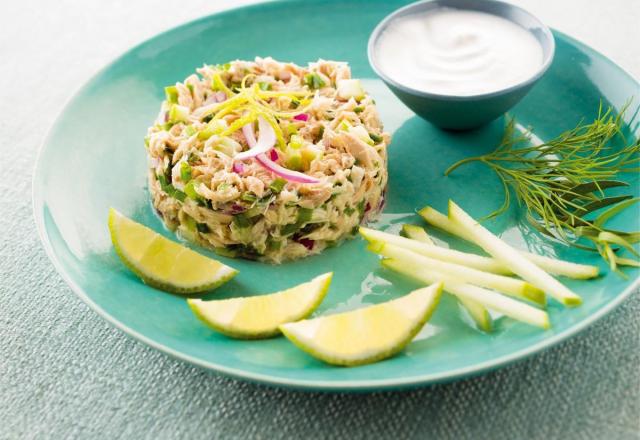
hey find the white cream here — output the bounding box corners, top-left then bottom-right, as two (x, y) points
(375, 8), (544, 96)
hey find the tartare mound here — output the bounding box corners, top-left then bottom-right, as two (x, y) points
(146, 57), (390, 263)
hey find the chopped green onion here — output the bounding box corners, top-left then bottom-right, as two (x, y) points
(269, 178), (287, 194)
(291, 98), (300, 109)
(196, 222), (210, 233)
(297, 208), (313, 224)
(267, 238), (283, 251)
(280, 223), (300, 236)
(369, 132), (383, 144)
(344, 206), (356, 216)
(241, 192), (258, 203)
(157, 174), (186, 202)
(180, 161), (192, 183)
(187, 152), (200, 164)
(357, 200), (366, 217)
(186, 84), (194, 94)
(184, 180), (205, 204)
(144, 136), (150, 148)
(164, 86), (178, 104)
(304, 73), (326, 89)
(233, 213), (252, 228)
(214, 247), (237, 258)
(258, 82), (272, 91)
(183, 214), (197, 232)
(354, 106), (364, 113)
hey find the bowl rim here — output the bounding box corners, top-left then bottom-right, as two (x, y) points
(367, 0), (556, 101)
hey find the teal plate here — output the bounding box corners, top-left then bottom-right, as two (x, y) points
(33, 0), (640, 391)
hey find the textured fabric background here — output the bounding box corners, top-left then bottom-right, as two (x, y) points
(1, 1), (639, 439)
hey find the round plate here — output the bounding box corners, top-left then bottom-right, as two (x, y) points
(33, 0), (640, 391)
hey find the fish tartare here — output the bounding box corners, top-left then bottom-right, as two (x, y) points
(146, 57), (389, 263)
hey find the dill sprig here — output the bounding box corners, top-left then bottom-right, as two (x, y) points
(445, 104), (640, 274)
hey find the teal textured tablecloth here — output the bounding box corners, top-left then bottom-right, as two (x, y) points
(1, 1), (638, 438)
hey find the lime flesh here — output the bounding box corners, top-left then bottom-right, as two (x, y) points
(279, 282), (443, 366)
(108, 208), (237, 294)
(188, 272), (332, 339)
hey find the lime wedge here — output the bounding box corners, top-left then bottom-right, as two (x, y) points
(108, 208), (237, 293)
(188, 272), (332, 339)
(279, 282), (443, 366)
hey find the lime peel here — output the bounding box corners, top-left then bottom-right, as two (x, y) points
(279, 283), (443, 366)
(188, 272), (332, 339)
(108, 208), (237, 294)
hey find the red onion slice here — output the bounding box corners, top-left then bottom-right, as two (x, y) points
(232, 162), (245, 174)
(293, 113), (309, 121)
(241, 122), (320, 184)
(256, 153), (320, 184)
(235, 116), (276, 161)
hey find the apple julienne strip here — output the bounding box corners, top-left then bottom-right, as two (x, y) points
(359, 227), (512, 275)
(418, 206), (599, 280)
(381, 259), (550, 329)
(448, 201), (582, 307)
(374, 243), (546, 306)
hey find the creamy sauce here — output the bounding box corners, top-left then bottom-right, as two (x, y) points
(375, 8), (544, 96)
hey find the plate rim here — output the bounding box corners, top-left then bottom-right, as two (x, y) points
(32, 0), (640, 391)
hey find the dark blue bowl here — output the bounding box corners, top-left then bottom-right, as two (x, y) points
(368, 0), (555, 130)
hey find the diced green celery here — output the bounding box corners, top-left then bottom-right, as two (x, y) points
(198, 119), (228, 140)
(164, 85), (178, 104)
(215, 137), (242, 157)
(285, 151), (303, 171)
(338, 120), (352, 132)
(288, 135), (304, 149)
(354, 106), (364, 113)
(349, 125), (374, 145)
(144, 136), (150, 148)
(168, 104), (190, 123)
(211, 73), (231, 95)
(337, 79), (365, 100)
(184, 125), (197, 137)
(304, 73), (326, 89)
(286, 124), (298, 135)
(180, 161), (192, 183)
(269, 178), (287, 194)
(301, 146), (322, 170)
(258, 82), (272, 91)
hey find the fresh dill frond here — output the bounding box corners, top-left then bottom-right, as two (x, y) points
(445, 103), (640, 272)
